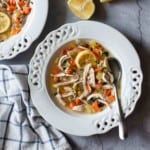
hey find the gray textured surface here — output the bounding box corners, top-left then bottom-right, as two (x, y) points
(1, 0), (150, 149)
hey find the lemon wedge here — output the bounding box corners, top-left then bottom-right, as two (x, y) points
(100, 0), (113, 3)
(0, 12), (11, 34)
(67, 0), (95, 20)
(75, 50), (97, 69)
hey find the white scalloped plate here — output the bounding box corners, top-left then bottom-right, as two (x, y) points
(0, 0), (48, 60)
(28, 21), (143, 136)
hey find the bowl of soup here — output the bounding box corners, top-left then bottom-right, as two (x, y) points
(0, 0), (48, 60)
(28, 21), (143, 136)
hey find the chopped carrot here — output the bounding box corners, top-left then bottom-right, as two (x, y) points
(13, 18), (20, 24)
(104, 89), (112, 97)
(20, 10), (25, 15)
(72, 67), (77, 73)
(97, 45), (104, 50)
(92, 102), (101, 112)
(75, 98), (82, 105)
(70, 59), (76, 66)
(92, 49), (100, 56)
(62, 49), (67, 54)
(11, 28), (21, 35)
(23, 6), (31, 15)
(53, 77), (59, 83)
(69, 102), (76, 109)
(66, 68), (73, 74)
(7, 5), (16, 12)
(94, 67), (101, 73)
(18, 1), (25, 7)
(70, 59), (77, 69)
(68, 46), (74, 51)
(52, 66), (61, 74)
(108, 95), (115, 101)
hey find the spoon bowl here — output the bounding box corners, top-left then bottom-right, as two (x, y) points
(108, 57), (122, 84)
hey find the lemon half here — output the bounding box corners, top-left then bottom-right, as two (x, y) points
(75, 50), (97, 69)
(0, 12), (11, 34)
(67, 0), (95, 20)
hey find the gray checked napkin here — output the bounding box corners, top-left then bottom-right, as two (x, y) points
(0, 65), (71, 150)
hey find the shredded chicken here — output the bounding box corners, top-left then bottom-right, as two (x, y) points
(78, 45), (89, 50)
(61, 87), (75, 98)
(103, 58), (109, 68)
(58, 55), (70, 70)
(88, 68), (96, 88)
(83, 64), (91, 86)
(87, 93), (104, 101)
(50, 73), (73, 77)
(102, 72), (114, 83)
(53, 75), (79, 88)
(79, 64), (92, 99)
(16, 0), (21, 9)
(55, 94), (66, 106)
(103, 84), (113, 89)
(72, 104), (85, 112)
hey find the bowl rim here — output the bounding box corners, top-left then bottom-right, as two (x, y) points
(0, 0), (49, 60)
(28, 20), (143, 136)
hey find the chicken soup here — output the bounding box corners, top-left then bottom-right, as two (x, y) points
(0, 0), (31, 42)
(49, 40), (116, 114)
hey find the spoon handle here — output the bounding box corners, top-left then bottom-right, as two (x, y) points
(113, 85), (128, 140)
(118, 113), (128, 140)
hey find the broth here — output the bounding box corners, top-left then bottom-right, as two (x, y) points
(49, 39), (116, 114)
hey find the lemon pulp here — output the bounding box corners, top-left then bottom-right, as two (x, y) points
(0, 12), (11, 34)
(67, 0), (95, 19)
(75, 50), (97, 69)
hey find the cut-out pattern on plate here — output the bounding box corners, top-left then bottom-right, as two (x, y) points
(124, 67), (143, 117)
(29, 24), (78, 89)
(0, 35), (32, 59)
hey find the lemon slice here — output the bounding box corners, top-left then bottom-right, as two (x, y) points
(67, 0), (95, 20)
(0, 12), (11, 34)
(75, 50), (97, 69)
(100, 0), (113, 3)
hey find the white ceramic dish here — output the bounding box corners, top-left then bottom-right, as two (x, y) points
(28, 21), (143, 136)
(0, 0), (48, 60)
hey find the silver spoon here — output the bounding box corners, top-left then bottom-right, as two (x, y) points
(108, 57), (128, 140)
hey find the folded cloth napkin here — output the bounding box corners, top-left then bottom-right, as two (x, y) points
(0, 65), (71, 150)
